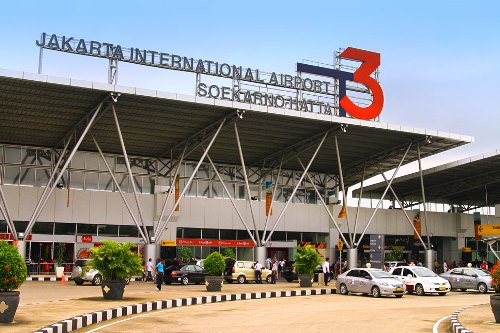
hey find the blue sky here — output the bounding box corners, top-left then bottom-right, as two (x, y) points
(1, 0), (499, 169)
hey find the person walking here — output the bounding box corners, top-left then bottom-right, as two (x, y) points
(255, 261), (263, 284)
(155, 259), (165, 291)
(322, 257), (330, 286)
(271, 258), (278, 284)
(146, 258), (153, 282)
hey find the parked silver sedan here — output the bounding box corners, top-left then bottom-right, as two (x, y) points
(336, 268), (405, 298)
(440, 267), (493, 293)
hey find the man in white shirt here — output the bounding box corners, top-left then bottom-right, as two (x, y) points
(254, 261), (263, 284)
(146, 258), (153, 282)
(322, 257), (330, 286)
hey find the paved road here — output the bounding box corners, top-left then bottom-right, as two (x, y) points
(74, 288), (491, 333)
(2, 281), (493, 333)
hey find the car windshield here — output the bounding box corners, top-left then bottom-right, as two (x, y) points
(370, 270), (394, 279)
(412, 267), (436, 277)
(475, 269), (491, 276)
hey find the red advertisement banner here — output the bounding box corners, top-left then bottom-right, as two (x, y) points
(176, 238), (255, 247)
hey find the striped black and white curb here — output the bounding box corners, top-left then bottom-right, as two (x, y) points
(26, 277), (143, 282)
(450, 303), (488, 333)
(34, 288), (335, 333)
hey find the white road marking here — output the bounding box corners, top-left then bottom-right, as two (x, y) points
(432, 314), (451, 333)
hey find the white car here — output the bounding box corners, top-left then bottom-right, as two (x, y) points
(389, 266), (450, 296)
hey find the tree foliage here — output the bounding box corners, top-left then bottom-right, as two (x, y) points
(0, 241), (27, 292)
(293, 246), (322, 278)
(178, 247), (192, 263)
(203, 251), (226, 276)
(89, 240), (143, 281)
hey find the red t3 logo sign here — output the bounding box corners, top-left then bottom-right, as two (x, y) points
(297, 47), (384, 120)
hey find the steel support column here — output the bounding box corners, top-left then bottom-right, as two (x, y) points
(355, 142), (413, 246)
(112, 105), (149, 240)
(265, 131), (328, 244)
(417, 143), (431, 248)
(92, 134), (148, 243)
(153, 117), (226, 241)
(297, 158), (351, 248)
(205, 153), (257, 245)
(24, 100), (107, 236)
(353, 163), (366, 242)
(377, 166), (428, 250)
(334, 135), (353, 246)
(262, 157), (283, 242)
(234, 122), (261, 246)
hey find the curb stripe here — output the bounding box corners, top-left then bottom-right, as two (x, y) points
(34, 288), (336, 333)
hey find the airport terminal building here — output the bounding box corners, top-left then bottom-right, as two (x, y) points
(0, 33), (498, 272)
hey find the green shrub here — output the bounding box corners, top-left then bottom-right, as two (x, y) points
(89, 240), (143, 281)
(222, 247), (236, 259)
(203, 251), (226, 276)
(491, 261), (500, 292)
(177, 247), (192, 263)
(0, 241), (27, 292)
(293, 245), (322, 278)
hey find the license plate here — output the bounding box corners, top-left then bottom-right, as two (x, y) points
(395, 287), (403, 292)
(438, 287), (446, 291)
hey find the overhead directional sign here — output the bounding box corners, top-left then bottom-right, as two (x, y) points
(478, 224), (500, 235)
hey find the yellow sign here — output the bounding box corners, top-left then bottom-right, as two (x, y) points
(462, 247), (472, 253)
(337, 239), (343, 250)
(161, 240), (176, 246)
(478, 224), (500, 235)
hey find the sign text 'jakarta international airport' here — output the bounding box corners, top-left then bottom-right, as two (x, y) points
(37, 33), (384, 120)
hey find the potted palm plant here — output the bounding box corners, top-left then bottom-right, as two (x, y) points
(54, 243), (65, 278)
(203, 251), (226, 291)
(0, 240), (27, 323)
(88, 240), (143, 300)
(490, 261), (500, 323)
(294, 245), (322, 287)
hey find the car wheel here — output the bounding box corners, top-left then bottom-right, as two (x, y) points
(266, 275), (272, 284)
(478, 283), (487, 294)
(125, 278), (130, 285)
(237, 275), (246, 284)
(181, 276), (189, 285)
(286, 278), (293, 282)
(225, 279), (233, 284)
(371, 286), (381, 298)
(92, 274), (102, 286)
(415, 284), (425, 296)
(74, 279), (84, 285)
(460, 288), (467, 292)
(438, 292), (447, 296)
(395, 294), (403, 298)
(339, 283), (348, 295)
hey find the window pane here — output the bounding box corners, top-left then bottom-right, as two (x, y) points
(13, 221), (28, 233)
(119, 225), (139, 237)
(85, 172), (99, 190)
(220, 229), (236, 239)
(54, 223), (76, 236)
(4, 166), (20, 185)
(198, 180), (209, 198)
(270, 231), (286, 241)
(187, 181), (196, 197)
(116, 157), (127, 173)
(22, 148), (37, 165)
(99, 173), (113, 191)
(116, 174), (129, 192)
(20, 168), (35, 186)
(5, 147), (21, 164)
(86, 153), (99, 170)
(70, 172), (84, 190)
(0, 220), (8, 233)
(71, 152), (85, 169)
(287, 232), (301, 242)
(77, 224), (97, 235)
(32, 222), (54, 235)
(99, 155), (115, 172)
(143, 177), (154, 194)
(213, 182), (224, 198)
(202, 229), (219, 239)
(183, 228), (201, 238)
(35, 168), (51, 187)
(97, 224), (118, 236)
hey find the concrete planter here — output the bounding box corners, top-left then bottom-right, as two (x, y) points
(101, 280), (127, 300)
(205, 276), (223, 292)
(491, 294), (500, 324)
(298, 274), (313, 287)
(55, 266), (65, 278)
(0, 291), (20, 323)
